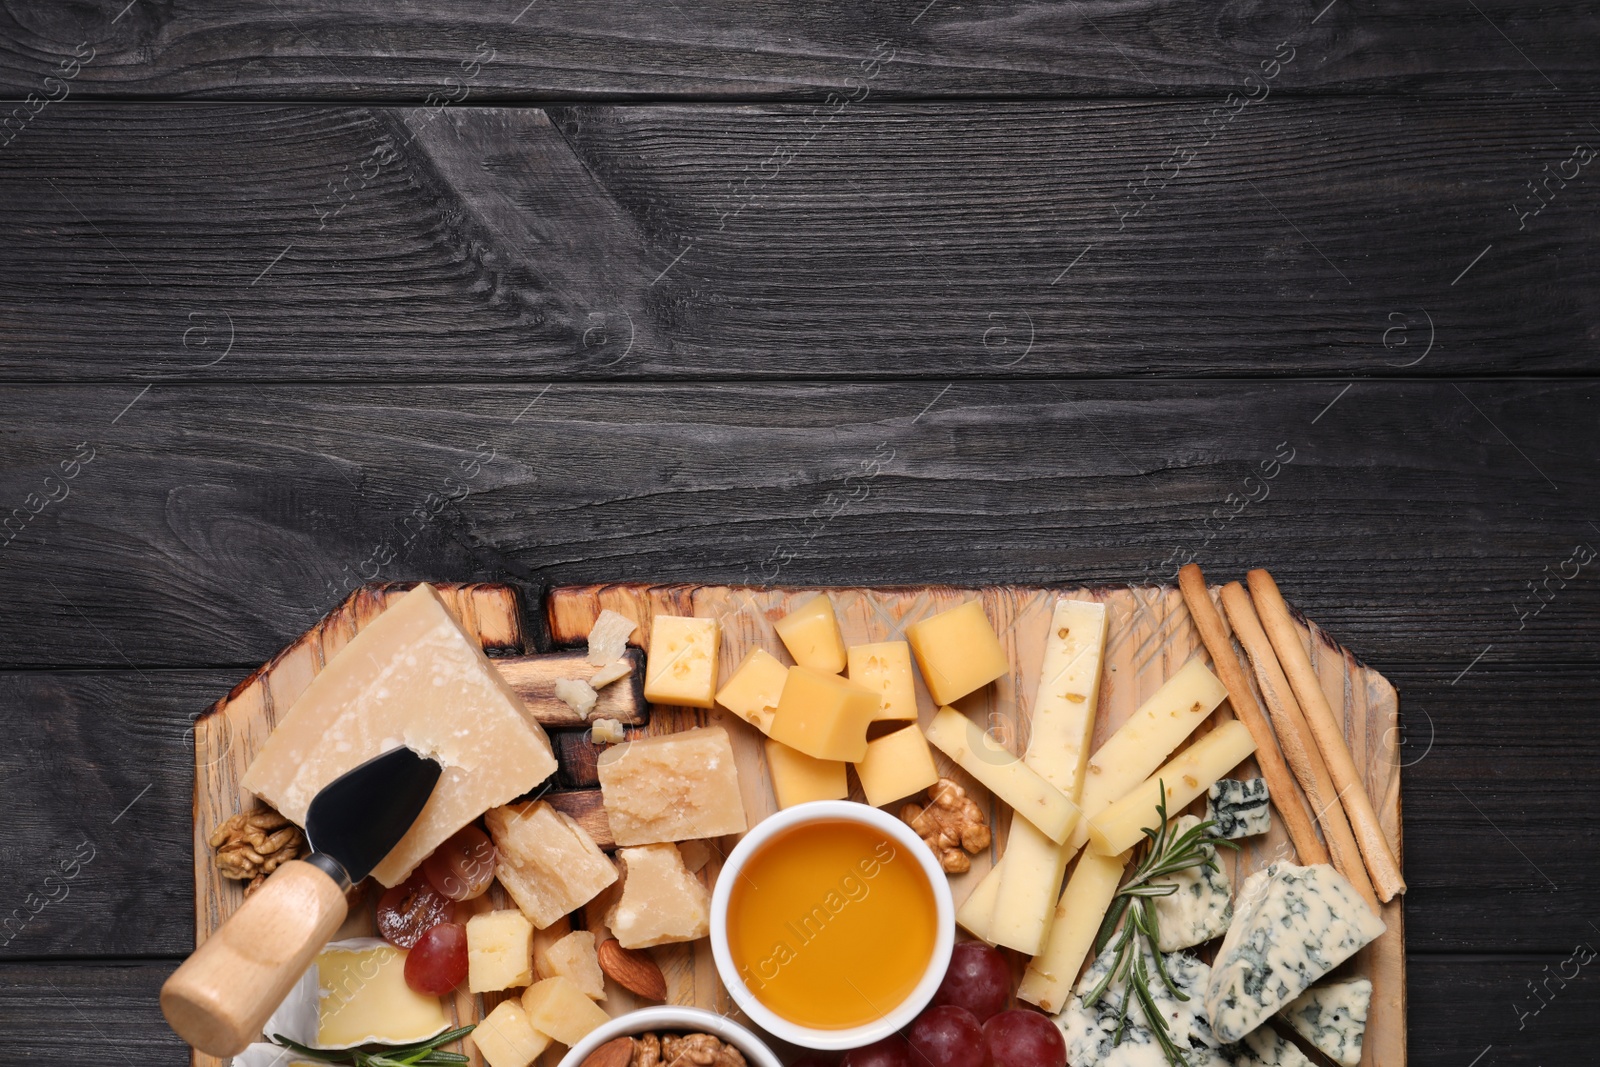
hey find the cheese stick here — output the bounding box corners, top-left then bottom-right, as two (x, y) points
(1087, 720), (1257, 855)
(1015, 847), (1130, 1012)
(924, 706), (1081, 844)
(1220, 583), (1380, 911)
(1177, 564), (1328, 866)
(1247, 569), (1406, 901)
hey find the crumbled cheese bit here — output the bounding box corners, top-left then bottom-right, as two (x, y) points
(586, 610), (638, 667)
(554, 678), (598, 718)
(591, 717), (627, 744)
(589, 657), (632, 690)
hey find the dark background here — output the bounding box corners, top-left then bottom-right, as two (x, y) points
(1, 2), (1597, 1063)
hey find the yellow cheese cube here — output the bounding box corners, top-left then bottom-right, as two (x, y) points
(854, 724), (939, 807)
(520, 975), (612, 1046)
(643, 614), (720, 708)
(315, 941), (449, 1048)
(470, 1000), (552, 1067)
(774, 595), (847, 673)
(847, 640), (920, 721)
(768, 665), (880, 762)
(543, 930), (605, 999)
(765, 739), (849, 808)
(466, 909), (534, 992)
(715, 647), (789, 734)
(907, 600), (1009, 704)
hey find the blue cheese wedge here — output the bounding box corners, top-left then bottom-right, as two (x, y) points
(1205, 862), (1386, 1043)
(1206, 778), (1271, 839)
(1232, 1027), (1315, 1067)
(1278, 977), (1372, 1067)
(1054, 942), (1231, 1067)
(1151, 815), (1233, 952)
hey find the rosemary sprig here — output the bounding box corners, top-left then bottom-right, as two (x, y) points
(1082, 783), (1239, 1067)
(270, 1025), (475, 1067)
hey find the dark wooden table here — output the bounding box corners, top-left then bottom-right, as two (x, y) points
(2, 2), (1597, 1063)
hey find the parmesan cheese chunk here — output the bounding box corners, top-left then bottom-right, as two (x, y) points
(597, 726), (748, 845)
(486, 800), (619, 928)
(607, 843), (711, 949)
(240, 584), (558, 886)
(587, 609), (639, 666)
(554, 678), (599, 717)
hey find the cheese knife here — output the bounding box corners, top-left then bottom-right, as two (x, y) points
(161, 746), (442, 1057)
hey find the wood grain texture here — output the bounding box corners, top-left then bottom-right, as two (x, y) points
(547, 582), (1405, 1066)
(1, 102), (1598, 379)
(1, 380), (1594, 669)
(0, 1), (1596, 100)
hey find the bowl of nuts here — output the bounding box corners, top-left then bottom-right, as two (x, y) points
(557, 1007), (783, 1067)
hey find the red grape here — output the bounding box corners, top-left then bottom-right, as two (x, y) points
(404, 921), (468, 995)
(908, 1005), (985, 1067)
(422, 824), (498, 901)
(791, 1055), (839, 1067)
(931, 941), (1011, 1022)
(841, 1035), (912, 1067)
(981, 1009), (1064, 1067)
(376, 873), (455, 948)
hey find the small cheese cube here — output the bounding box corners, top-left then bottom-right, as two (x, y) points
(530, 915), (573, 980)
(643, 614), (720, 708)
(485, 801), (619, 928)
(607, 843), (711, 949)
(847, 640), (919, 721)
(543, 930), (605, 999)
(774, 595), (847, 673)
(466, 910), (534, 992)
(715, 647), (789, 734)
(520, 976), (612, 1046)
(765, 739), (849, 808)
(906, 600), (1009, 704)
(853, 724), (939, 807)
(469, 1000), (551, 1067)
(597, 726), (748, 845)
(768, 666), (880, 761)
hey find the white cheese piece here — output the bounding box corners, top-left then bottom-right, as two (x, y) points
(1053, 942), (1230, 1067)
(1150, 815), (1232, 952)
(589, 657), (633, 689)
(1278, 977), (1372, 1067)
(1206, 777), (1272, 839)
(313, 938), (450, 1047)
(1233, 1027), (1315, 1067)
(591, 716), (627, 744)
(1205, 862), (1386, 1043)
(554, 677), (599, 717)
(587, 608), (638, 666)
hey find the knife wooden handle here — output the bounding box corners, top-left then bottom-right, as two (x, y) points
(161, 859), (349, 1056)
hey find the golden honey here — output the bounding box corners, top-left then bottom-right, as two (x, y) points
(726, 819), (937, 1029)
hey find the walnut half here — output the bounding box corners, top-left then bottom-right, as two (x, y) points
(901, 777), (992, 873)
(629, 1033), (744, 1067)
(209, 808), (306, 896)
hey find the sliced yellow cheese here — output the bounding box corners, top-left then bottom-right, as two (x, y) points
(987, 816), (1072, 954)
(765, 738), (849, 808)
(315, 940), (449, 1049)
(1015, 848), (1131, 1012)
(923, 705), (1080, 844)
(774, 594), (847, 674)
(470, 1000), (552, 1067)
(907, 599), (1010, 704)
(715, 647), (789, 734)
(955, 861), (1003, 941)
(643, 614), (720, 708)
(847, 640), (920, 721)
(854, 724), (940, 807)
(1089, 720), (1257, 855)
(240, 584), (559, 887)
(769, 666), (880, 761)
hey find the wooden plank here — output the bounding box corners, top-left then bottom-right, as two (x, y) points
(547, 582), (1407, 1065)
(1, 102), (1598, 379)
(0, 2), (1595, 100)
(498, 647), (649, 726)
(1, 380), (1595, 669)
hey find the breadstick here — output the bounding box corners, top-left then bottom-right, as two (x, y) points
(1247, 569), (1407, 902)
(1220, 582), (1380, 911)
(1177, 565), (1329, 867)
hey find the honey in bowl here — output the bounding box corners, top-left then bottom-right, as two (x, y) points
(725, 818), (938, 1030)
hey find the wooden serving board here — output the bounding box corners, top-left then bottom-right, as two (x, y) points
(191, 581), (1403, 1067)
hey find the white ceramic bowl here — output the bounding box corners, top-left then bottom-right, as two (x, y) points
(557, 1007), (784, 1067)
(708, 800), (955, 1050)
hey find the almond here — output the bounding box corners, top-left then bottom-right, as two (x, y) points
(581, 1037), (636, 1067)
(596, 937), (668, 1001)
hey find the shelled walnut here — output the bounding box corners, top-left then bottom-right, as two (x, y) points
(900, 777), (992, 873)
(623, 1033), (745, 1067)
(209, 809), (305, 896)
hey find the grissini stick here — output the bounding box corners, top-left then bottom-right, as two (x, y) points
(1247, 568), (1407, 902)
(1177, 564), (1329, 866)
(161, 747), (442, 1057)
(1220, 582), (1380, 911)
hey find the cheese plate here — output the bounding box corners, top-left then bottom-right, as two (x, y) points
(189, 580), (1404, 1067)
